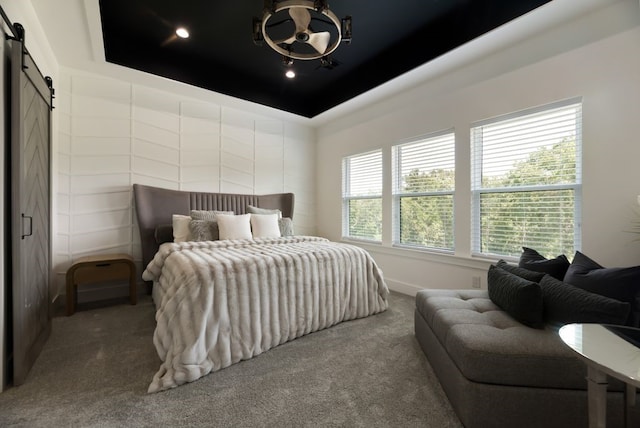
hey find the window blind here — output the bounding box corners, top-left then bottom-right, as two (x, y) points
(393, 131), (455, 250)
(342, 150), (383, 241)
(471, 99), (582, 258)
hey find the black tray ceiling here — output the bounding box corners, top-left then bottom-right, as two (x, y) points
(99, 0), (551, 118)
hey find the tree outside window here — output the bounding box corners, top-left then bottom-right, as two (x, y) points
(471, 100), (582, 259)
(342, 150), (382, 241)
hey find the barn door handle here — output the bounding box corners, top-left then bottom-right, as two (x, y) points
(21, 214), (32, 239)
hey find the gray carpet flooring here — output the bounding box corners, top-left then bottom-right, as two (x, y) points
(0, 291), (462, 427)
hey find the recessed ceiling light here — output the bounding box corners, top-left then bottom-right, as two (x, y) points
(285, 70), (295, 79)
(176, 27), (189, 39)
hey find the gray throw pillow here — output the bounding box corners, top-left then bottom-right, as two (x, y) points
(540, 274), (630, 327)
(496, 259), (545, 283)
(278, 217), (294, 236)
(487, 265), (544, 329)
(519, 247), (570, 280)
(190, 210), (234, 221)
(563, 251), (640, 326)
(189, 219), (220, 241)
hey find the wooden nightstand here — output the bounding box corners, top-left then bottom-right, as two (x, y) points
(66, 253), (137, 316)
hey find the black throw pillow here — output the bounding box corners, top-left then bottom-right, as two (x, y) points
(154, 224), (174, 244)
(539, 274), (630, 327)
(563, 251), (640, 326)
(496, 260), (546, 283)
(518, 247), (570, 280)
(487, 265), (544, 328)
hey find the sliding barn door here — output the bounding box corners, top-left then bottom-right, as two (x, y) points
(10, 32), (53, 385)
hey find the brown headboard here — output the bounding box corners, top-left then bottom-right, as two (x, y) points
(133, 184), (295, 269)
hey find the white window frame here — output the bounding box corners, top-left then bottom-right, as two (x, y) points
(342, 149), (383, 242)
(471, 98), (582, 259)
(392, 130), (455, 252)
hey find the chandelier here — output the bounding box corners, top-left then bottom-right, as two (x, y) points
(253, 0), (352, 64)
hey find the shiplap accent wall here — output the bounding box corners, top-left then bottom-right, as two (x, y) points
(54, 70), (316, 297)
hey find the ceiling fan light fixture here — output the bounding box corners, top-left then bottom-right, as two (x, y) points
(341, 16), (352, 43)
(252, 17), (264, 45)
(285, 70), (296, 79)
(175, 27), (189, 39)
(282, 55), (294, 66)
(258, 0), (349, 61)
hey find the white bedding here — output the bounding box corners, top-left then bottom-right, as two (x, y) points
(142, 235), (389, 393)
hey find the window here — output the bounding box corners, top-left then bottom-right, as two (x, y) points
(471, 99), (582, 258)
(342, 150), (383, 241)
(392, 131), (455, 251)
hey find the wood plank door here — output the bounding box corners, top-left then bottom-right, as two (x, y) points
(9, 33), (53, 386)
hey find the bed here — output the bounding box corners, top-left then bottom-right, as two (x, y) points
(133, 184), (389, 393)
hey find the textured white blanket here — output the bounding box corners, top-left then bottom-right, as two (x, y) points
(142, 236), (389, 393)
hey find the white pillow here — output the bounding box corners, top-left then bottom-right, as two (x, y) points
(217, 214), (252, 240)
(247, 205), (282, 219)
(172, 214), (192, 242)
(250, 213), (281, 238)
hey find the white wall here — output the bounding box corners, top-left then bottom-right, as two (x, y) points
(316, 3), (640, 296)
(53, 69), (317, 299)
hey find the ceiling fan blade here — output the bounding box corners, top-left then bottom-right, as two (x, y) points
(273, 35), (297, 45)
(289, 7), (311, 33)
(307, 31), (331, 54)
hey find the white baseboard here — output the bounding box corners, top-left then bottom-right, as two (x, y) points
(385, 278), (424, 297)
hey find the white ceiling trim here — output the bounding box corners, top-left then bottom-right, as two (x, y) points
(84, 0), (105, 63)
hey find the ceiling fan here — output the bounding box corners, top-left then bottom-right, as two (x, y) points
(253, 0), (352, 62)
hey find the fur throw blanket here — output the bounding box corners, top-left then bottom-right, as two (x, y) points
(142, 236), (389, 392)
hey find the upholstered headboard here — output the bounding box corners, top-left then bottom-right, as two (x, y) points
(133, 183), (295, 270)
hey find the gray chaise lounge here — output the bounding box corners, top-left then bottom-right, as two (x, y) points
(414, 289), (638, 428)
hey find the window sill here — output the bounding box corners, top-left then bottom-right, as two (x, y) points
(341, 238), (499, 270)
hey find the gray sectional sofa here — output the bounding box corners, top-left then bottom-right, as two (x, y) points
(414, 289), (638, 428)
